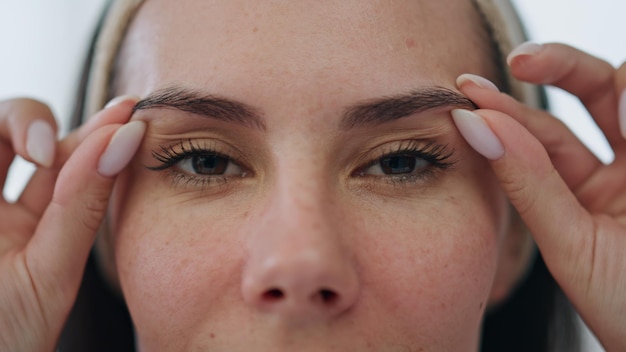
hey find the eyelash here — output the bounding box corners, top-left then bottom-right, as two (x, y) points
(147, 139), (455, 189)
(147, 140), (249, 189)
(354, 140), (456, 184)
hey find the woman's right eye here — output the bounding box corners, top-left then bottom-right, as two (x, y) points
(147, 141), (250, 189)
(176, 154), (245, 176)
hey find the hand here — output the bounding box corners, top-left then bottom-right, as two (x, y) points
(452, 43), (626, 351)
(0, 96), (145, 351)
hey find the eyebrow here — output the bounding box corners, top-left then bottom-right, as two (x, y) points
(341, 86), (477, 129)
(133, 85), (476, 130)
(133, 86), (265, 129)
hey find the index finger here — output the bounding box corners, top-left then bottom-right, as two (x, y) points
(16, 96), (139, 217)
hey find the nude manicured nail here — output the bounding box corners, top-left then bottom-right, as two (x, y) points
(26, 120), (56, 167)
(97, 121), (146, 177)
(457, 73), (500, 92)
(451, 109), (504, 160)
(617, 89), (626, 138)
(105, 95), (140, 109)
(507, 42), (543, 66)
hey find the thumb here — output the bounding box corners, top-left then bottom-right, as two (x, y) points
(25, 120), (145, 329)
(450, 108), (594, 288)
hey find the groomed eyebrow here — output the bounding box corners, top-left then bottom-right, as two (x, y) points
(133, 85), (476, 131)
(133, 86), (265, 130)
(340, 86), (477, 129)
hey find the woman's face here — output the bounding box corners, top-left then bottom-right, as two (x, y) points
(107, 0), (517, 350)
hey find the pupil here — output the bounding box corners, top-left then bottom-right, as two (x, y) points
(192, 155), (228, 175)
(381, 155), (416, 174)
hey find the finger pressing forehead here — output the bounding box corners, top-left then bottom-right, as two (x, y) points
(14, 96), (138, 217)
(61, 96), (139, 161)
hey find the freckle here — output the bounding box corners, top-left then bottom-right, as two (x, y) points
(405, 38), (416, 48)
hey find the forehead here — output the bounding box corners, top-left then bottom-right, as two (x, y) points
(118, 0), (494, 102)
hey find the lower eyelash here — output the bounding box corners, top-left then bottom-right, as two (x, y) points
(167, 171), (229, 189)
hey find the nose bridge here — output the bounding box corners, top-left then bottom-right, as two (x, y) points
(277, 165), (332, 237)
(241, 159), (360, 325)
(263, 147), (337, 239)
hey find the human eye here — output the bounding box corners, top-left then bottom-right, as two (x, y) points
(354, 140), (455, 184)
(147, 139), (249, 189)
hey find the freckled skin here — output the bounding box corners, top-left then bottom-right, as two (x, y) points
(102, 0), (528, 351)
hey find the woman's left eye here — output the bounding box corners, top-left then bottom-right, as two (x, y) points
(363, 153), (430, 176)
(355, 141), (455, 182)
(177, 154), (244, 176)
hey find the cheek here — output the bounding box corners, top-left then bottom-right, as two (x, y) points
(354, 161), (507, 343)
(359, 202), (499, 314)
(108, 169), (249, 343)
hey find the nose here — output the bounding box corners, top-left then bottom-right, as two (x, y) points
(241, 191), (360, 325)
(242, 243), (359, 324)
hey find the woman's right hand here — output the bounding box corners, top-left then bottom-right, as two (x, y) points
(0, 96), (144, 351)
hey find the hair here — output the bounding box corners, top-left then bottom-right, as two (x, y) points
(60, 2), (580, 351)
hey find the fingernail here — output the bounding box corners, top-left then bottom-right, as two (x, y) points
(97, 121), (146, 177)
(105, 95), (140, 109)
(617, 89), (626, 138)
(451, 109), (504, 160)
(457, 73), (500, 92)
(26, 120), (56, 167)
(507, 42), (543, 66)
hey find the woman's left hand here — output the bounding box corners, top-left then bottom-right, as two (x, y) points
(452, 43), (626, 351)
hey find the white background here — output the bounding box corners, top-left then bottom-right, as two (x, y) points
(1, 0), (107, 199)
(1, 1), (625, 351)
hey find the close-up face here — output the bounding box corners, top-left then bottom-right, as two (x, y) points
(103, 0), (525, 350)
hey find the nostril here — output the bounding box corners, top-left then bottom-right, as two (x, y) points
(262, 288), (285, 302)
(261, 287), (340, 305)
(317, 289), (339, 305)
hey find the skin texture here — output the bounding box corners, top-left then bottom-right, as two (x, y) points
(1, 1), (625, 352)
(105, 0), (520, 350)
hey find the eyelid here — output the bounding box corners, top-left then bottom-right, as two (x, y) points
(145, 139), (255, 193)
(350, 139), (456, 187)
(354, 140), (454, 169)
(147, 139), (252, 171)
(177, 153), (247, 176)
